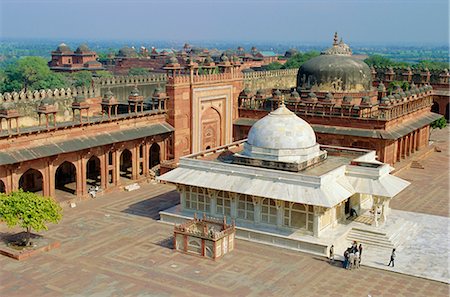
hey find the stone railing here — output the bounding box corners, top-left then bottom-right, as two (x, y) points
(0, 87), (99, 103)
(93, 73), (167, 86)
(243, 68), (298, 80)
(239, 89), (433, 121)
(373, 66), (449, 85)
(167, 72), (243, 85)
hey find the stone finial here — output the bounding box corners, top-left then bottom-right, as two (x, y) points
(280, 94), (285, 106)
(333, 32), (339, 46)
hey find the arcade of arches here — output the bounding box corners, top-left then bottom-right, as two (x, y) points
(0, 137), (167, 202)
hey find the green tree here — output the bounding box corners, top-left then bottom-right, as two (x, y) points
(0, 190), (62, 246)
(95, 70), (113, 78)
(364, 55), (410, 68)
(431, 117), (447, 129)
(128, 67), (149, 76)
(282, 51), (320, 69)
(72, 70), (93, 88)
(387, 81), (410, 93)
(416, 60), (450, 71)
(0, 56), (68, 92)
(264, 61), (283, 70)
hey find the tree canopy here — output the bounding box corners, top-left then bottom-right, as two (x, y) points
(387, 81), (410, 93)
(263, 62), (283, 71)
(415, 60), (450, 71)
(0, 190), (62, 246)
(0, 56), (68, 92)
(364, 55), (410, 68)
(95, 70), (113, 78)
(281, 51), (320, 69)
(128, 67), (149, 76)
(364, 54), (449, 70)
(72, 70), (94, 88)
(431, 117), (447, 129)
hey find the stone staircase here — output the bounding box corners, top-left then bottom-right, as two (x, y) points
(347, 219), (419, 249)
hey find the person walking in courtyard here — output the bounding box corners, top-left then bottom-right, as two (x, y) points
(388, 248), (396, 267)
(359, 244), (363, 262)
(329, 245), (334, 264)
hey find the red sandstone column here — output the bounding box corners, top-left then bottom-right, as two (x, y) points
(405, 136), (410, 156)
(398, 137), (403, 161)
(159, 140), (165, 161)
(42, 167), (50, 197)
(80, 156), (87, 197)
(100, 152), (107, 190)
(75, 159), (83, 197)
(113, 150), (120, 186)
(131, 145), (138, 180)
(47, 161), (55, 198)
(416, 130), (422, 149)
(143, 142), (150, 177)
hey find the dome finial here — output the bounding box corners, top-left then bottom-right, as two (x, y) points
(333, 32), (339, 46)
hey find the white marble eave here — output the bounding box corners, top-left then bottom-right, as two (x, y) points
(159, 157), (355, 208)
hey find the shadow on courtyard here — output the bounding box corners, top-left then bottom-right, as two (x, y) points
(155, 236), (174, 250)
(121, 189), (179, 220)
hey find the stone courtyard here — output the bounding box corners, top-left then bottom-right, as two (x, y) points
(0, 127), (448, 297)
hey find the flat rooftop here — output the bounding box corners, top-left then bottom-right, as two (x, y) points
(190, 140), (370, 177)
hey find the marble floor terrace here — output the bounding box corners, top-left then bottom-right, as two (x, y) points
(1, 182), (449, 297)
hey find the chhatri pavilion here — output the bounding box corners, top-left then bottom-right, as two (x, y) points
(159, 100), (410, 254)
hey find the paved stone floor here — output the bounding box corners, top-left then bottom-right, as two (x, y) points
(391, 126), (449, 217)
(1, 183), (449, 297)
(348, 209), (449, 284)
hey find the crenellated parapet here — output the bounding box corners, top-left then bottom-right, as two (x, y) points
(243, 69), (299, 91)
(243, 68), (298, 79)
(0, 87), (99, 103)
(238, 84), (434, 122)
(373, 66), (449, 85)
(93, 73), (167, 86)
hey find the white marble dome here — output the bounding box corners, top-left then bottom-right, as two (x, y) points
(243, 105), (324, 163)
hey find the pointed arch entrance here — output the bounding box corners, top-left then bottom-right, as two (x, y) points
(201, 107), (221, 150)
(19, 169), (43, 193)
(149, 143), (160, 169)
(0, 180), (5, 193)
(446, 103), (449, 121)
(431, 101), (440, 113)
(55, 161), (76, 195)
(120, 149), (132, 179)
(87, 155), (101, 187)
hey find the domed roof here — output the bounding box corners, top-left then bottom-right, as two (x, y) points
(40, 97), (55, 106)
(297, 33), (372, 92)
(118, 46), (137, 57)
(55, 43), (71, 53)
(75, 44), (90, 53)
(73, 94), (86, 103)
(0, 102), (16, 111)
(130, 86), (140, 96)
(243, 105), (323, 163)
(248, 105), (316, 149)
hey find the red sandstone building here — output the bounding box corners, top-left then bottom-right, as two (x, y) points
(107, 45), (283, 75)
(49, 43), (104, 72)
(0, 34), (446, 204)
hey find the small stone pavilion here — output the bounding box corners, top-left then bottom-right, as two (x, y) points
(173, 214), (235, 260)
(159, 101), (410, 255)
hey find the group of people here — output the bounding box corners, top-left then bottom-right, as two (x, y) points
(343, 241), (363, 269)
(329, 242), (397, 269)
(329, 241), (363, 270)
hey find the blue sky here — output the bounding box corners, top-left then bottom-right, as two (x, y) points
(0, 0), (448, 44)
